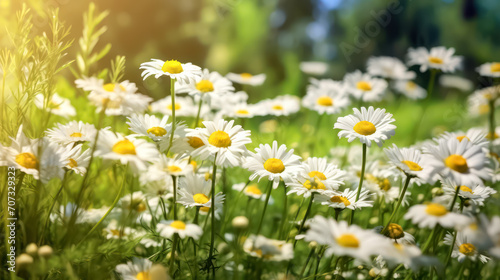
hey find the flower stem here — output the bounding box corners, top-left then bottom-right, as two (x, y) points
(40, 171), (69, 244)
(294, 193), (315, 248)
(208, 153), (218, 279)
(255, 180), (273, 237)
(279, 184), (288, 239)
(169, 234), (179, 276)
(299, 247), (316, 279)
(172, 175), (178, 220)
(381, 175), (412, 234)
(166, 78), (176, 155)
(193, 97), (203, 128)
(349, 143), (366, 225)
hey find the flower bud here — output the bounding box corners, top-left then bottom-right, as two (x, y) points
(26, 243), (38, 256)
(232, 216), (249, 230)
(38, 245), (53, 258)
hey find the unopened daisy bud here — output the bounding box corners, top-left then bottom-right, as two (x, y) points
(384, 223), (405, 239)
(17, 253), (33, 269)
(26, 243), (38, 256)
(232, 216), (249, 230)
(309, 241), (318, 249)
(417, 193), (425, 201)
(369, 217), (379, 225)
(149, 264), (170, 280)
(369, 268), (379, 277)
(431, 187), (443, 196)
(38, 245), (53, 258)
(463, 198), (471, 207)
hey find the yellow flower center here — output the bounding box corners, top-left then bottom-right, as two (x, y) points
(486, 132), (499, 140)
(401, 160), (423, 171)
(272, 105), (284, 110)
(406, 81), (417, 90)
(190, 160), (197, 170)
(112, 139), (136, 155)
(490, 63), (500, 72)
(204, 172), (212, 181)
(168, 165), (182, 173)
(170, 220), (186, 230)
(425, 203), (448, 216)
(445, 154), (468, 173)
(356, 81), (372, 91)
(188, 136), (205, 149)
(200, 206), (210, 213)
(236, 109), (249, 115)
(377, 178), (391, 191)
(245, 185), (262, 195)
(330, 196), (351, 206)
(458, 185), (473, 194)
(263, 158), (285, 173)
(385, 223), (405, 239)
(353, 121), (376, 135)
(161, 60), (183, 74)
(240, 73), (253, 79)
(317, 96), (333, 106)
(193, 193), (209, 204)
(303, 178), (326, 190)
(110, 229), (123, 236)
(147, 126), (167, 137)
(48, 101), (60, 109)
(459, 243), (476, 256)
(70, 132), (82, 137)
(336, 234), (359, 248)
(167, 103), (181, 110)
(136, 271), (150, 280)
(308, 171), (327, 180)
(136, 202), (147, 212)
(103, 83), (116, 92)
(68, 158), (78, 168)
(456, 135), (469, 142)
(428, 57), (443, 64)
(15, 153), (39, 169)
(196, 80), (214, 93)
(479, 104), (490, 114)
(208, 131), (232, 148)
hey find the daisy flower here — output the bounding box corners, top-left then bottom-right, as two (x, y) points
(367, 56), (416, 80)
(440, 179), (496, 208)
(226, 72), (266, 86)
(302, 80), (350, 115)
(434, 128), (488, 150)
(476, 62), (500, 78)
(404, 202), (471, 229)
(175, 68), (234, 104)
(232, 183), (266, 200)
(243, 235), (293, 261)
(384, 144), (430, 183)
(5, 126), (41, 179)
(315, 188), (373, 210)
(115, 258), (154, 280)
(343, 70), (388, 102)
(95, 131), (158, 172)
(126, 114), (172, 142)
(299, 61), (329, 76)
(104, 220), (134, 239)
(407, 46), (462, 73)
(486, 216), (500, 258)
(46, 121), (98, 145)
(157, 220), (203, 240)
(147, 154), (193, 181)
(177, 173), (225, 208)
(220, 102), (257, 119)
(373, 223), (415, 245)
(59, 144), (91, 175)
(424, 138), (492, 186)
(255, 95), (300, 117)
(243, 141), (302, 189)
(393, 80), (427, 100)
(305, 216), (392, 262)
(34, 93), (76, 118)
(140, 59), (201, 84)
(444, 231), (490, 263)
(334, 106), (396, 147)
(286, 157), (346, 197)
(150, 95), (198, 117)
(118, 191), (149, 216)
(188, 119), (251, 167)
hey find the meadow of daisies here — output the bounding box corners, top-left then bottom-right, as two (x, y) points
(2, 4), (500, 280)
